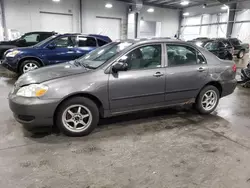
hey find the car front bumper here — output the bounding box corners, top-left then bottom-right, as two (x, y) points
(220, 79), (237, 97)
(9, 94), (60, 127)
(2, 57), (19, 72)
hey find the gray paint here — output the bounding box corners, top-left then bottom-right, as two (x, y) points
(9, 39), (237, 127)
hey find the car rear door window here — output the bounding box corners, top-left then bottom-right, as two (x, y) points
(166, 45), (201, 66)
(121, 44), (162, 70)
(53, 36), (77, 48)
(97, 39), (108, 46)
(78, 36), (97, 47)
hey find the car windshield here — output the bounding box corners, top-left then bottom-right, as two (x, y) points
(76, 42), (133, 69)
(33, 35), (57, 47)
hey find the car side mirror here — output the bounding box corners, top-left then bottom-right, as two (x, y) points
(47, 43), (56, 49)
(112, 62), (128, 73)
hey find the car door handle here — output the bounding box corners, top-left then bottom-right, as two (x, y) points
(153, 72), (164, 77)
(198, 67), (206, 72)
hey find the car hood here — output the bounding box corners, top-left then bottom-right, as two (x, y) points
(0, 40), (17, 45)
(15, 62), (91, 87)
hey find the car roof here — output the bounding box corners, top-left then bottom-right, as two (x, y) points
(25, 31), (57, 34)
(57, 33), (112, 42)
(115, 38), (185, 45)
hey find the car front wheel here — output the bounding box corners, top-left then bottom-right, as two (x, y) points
(56, 97), (99, 137)
(195, 85), (220, 114)
(19, 59), (41, 74)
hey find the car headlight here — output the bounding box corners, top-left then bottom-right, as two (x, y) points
(6, 50), (20, 57)
(16, 84), (48, 97)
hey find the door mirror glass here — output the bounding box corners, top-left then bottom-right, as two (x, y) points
(112, 62), (128, 73)
(47, 43), (56, 49)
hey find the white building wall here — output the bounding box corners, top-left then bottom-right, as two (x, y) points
(139, 5), (179, 38)
(2, 0), (180, 40)
(81, 0), (128, 39)
(4, 0), (80, 34)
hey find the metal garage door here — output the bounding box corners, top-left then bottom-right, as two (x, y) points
(40, 12), (73, 33)
(95, 17), (121, 41)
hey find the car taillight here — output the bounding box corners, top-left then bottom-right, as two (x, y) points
(232, 64), (237, 72)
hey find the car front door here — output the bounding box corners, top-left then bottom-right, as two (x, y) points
(43, 36), (78, 65)
(165, 44), (208, 104)
(108, 44), (166, 113)
(74, 36), (98, 58)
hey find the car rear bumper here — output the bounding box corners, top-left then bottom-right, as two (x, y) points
(220, 79), (237, 97)
(9, 94), (60, 127)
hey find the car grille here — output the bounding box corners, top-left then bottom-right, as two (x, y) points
(244, 68), (250, 78)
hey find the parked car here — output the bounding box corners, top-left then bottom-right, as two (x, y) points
(9, 39), (237, 136)
(228, 38), (249, 59)
(241, 62), (250, 83)
(2, 33), (112, 74)
(0, 31), (57, 60)
(187, 38), (211, 47)
(202, 39), (234, 60)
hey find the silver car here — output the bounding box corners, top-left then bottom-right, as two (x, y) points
(9, 39), (237, 136)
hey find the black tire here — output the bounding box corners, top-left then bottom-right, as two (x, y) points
(56, 97), (99, 137)
(19, 59), (41, 74)
(195, 85), (220, 114)
(237, 50), (245, 59)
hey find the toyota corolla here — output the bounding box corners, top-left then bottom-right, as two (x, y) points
(9, 39), (237, 136)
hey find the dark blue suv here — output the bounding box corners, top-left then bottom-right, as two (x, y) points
(2, 33), (111, 74)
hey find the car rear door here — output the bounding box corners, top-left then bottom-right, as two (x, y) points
(74, 36), (98, 58)
(165, 44), (208, 104)
(108, 43), (166, 112)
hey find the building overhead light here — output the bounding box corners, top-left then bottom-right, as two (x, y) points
(180, 1), (189, 6)
(147, 8), (154, 13)
(105, 3), (113, 8)
(221, 4), (229, 10)
(183, 12), (190, 16)
(52, 0), (60, 2)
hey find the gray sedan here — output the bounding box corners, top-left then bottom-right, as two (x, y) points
(9, 39), (237, 136)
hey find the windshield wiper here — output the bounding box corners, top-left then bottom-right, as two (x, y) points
(82, 63), (95, 69)
(73, 60), (95, 69)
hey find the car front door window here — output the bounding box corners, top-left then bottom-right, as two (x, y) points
(122, 45), (162, 70)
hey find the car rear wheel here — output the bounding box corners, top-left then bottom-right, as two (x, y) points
(237, 50), (245, 59)
(195, 85), (220, 114)
(19, 59), (41, 74)
(56, 97), (99, 137)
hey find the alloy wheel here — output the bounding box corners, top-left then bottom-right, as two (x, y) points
(23, 62), (39, 73)
(62, 104), (93, 133)
(201, 90), (218, 111)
